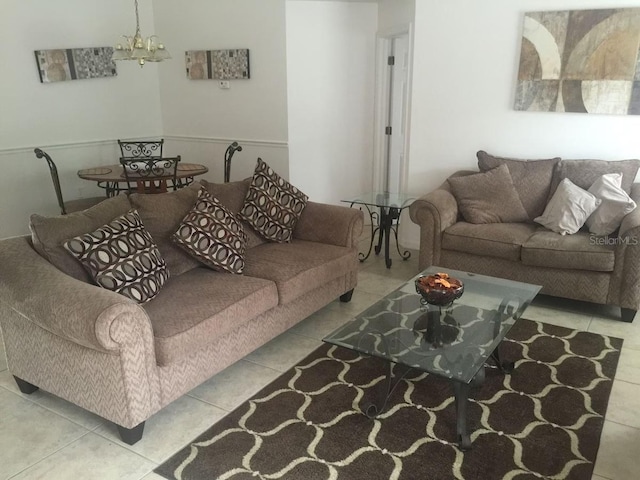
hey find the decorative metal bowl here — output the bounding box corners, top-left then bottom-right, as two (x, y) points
(415, 273), (464, 306)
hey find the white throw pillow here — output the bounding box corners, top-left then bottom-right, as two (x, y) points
(586, 173), (637, 236)
(534, 178), (601, 235)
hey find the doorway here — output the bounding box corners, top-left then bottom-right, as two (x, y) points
(385, 34), (409, 193)
(373, 30), (412, 195)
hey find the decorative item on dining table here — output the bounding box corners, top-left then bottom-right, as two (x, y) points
(415, 272), (464, 307)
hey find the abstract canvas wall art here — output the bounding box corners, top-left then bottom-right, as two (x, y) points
(35, 47), (116, 83)
(185, 49), (250, 80)
(515, 8), (640, 115)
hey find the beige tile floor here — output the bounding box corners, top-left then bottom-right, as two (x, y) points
(1, 235), (639, 479)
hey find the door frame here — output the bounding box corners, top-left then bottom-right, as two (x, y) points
(372, 23), (414, 194)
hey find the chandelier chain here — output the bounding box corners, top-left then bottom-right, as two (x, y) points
(112, 0), (170, 66)
(134, 0), (141, 36)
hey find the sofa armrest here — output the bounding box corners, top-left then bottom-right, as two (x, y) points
(0, 236), (151, 353)
(619, 183), (640, 238)
(294, 201), (364, 248)
(609, 183), (640, 309)
(408, 188), (459, 269)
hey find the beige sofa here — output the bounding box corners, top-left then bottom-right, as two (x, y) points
(0, 179), (363, 444)
(409, 151), (640, 323)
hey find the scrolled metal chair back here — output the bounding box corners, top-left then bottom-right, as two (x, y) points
(224, 141), (243, 183)
(118, 139), (164, 159)
(34, 147), (67, 215)
(120, 155), (181, 194)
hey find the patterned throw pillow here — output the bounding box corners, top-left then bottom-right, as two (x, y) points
(239, 158), (309, 243)
(64, 210), (169, 303)
(172, 188), (248, 273)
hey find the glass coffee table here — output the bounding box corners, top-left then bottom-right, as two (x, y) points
(323, 267), (541, 450)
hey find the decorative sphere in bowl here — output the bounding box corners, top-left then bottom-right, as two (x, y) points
(415, 272), (464, 306)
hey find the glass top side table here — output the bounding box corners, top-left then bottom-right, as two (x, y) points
(341, 192), (415, 268)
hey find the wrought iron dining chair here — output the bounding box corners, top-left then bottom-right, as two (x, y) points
(224, 141), (243, 182)
(117, 139), (164, 160)
(34, 148), (104, 215)
(120, 155), (181, 194)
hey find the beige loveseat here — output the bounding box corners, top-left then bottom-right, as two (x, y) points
(409, 151), (640, 323)
(0, 179), (363, 444)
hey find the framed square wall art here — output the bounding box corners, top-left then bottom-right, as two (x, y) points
(185, 49), (250, 80)
(35, 47), (116, 83)
(514, 8), (640, 115)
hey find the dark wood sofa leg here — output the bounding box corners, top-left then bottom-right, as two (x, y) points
(621, 308), (636, 323)
(340, 289), (354, 303)
(117, 422), (145, 445)
(13, 376), (39, 394)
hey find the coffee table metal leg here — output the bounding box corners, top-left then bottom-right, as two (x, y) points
(452, 366), (485, 450)
(364, 361), (413, 418)
(490, 344), (515, 373)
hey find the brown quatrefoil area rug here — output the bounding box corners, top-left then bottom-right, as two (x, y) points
(156, 319), (622, 480)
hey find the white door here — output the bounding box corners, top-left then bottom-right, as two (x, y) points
(384, 34), (409, 194)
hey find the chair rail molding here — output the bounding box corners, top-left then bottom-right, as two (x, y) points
(163, 135), (288, 149)
(0, 138), (123, 157)
(0, 136), (287, 157)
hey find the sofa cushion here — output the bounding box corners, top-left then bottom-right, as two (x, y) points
(534, 179), (601, 235)
(443, 222), (538, 261)
(239, 158), (309, 243)
(30, 194), (131, 283)
(172, 188), (248, 274)
(64, 210), (169, 303)
(144, 268), (278, 366)
(586, 173), (637, 236)
(129, 184), (202, 276)
(548, 158), (640, 201)
(522, 230), (615, 272)
(448, 164), (529, 224)
(243, 240), (357, 304)
(200, 178), (265, 249)
(477, 150), (561, 219)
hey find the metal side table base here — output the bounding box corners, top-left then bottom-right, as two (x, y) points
(343, 192), (414, 269)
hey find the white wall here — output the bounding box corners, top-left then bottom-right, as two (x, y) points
(286, 0), (378, 204)
(377, 0), (415, 33)
(1, 0), (163, 149)
(0, 0), (163, 238)
(154, 0), (290, 181)
(405, 0), (640, 249)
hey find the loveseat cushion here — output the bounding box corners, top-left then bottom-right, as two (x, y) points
(129, 184), (202, 276)
(448, 164), (529, 223)
(243, 240), (357, 304)
(442, 222), (538, 261)
(521, 230), (615, 272)
(477, 150), (561, 219)
(30, 194), (131, 283)
(144, 268), (278, 366)
(548, 159), (640, 201)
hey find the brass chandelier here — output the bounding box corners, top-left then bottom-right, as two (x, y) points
(112, 0), (171, 67)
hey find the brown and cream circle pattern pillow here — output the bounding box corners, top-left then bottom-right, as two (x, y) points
(239, 158), (309, 243)
(172, 188), (248, 274)
(64, 210), (169, 303)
